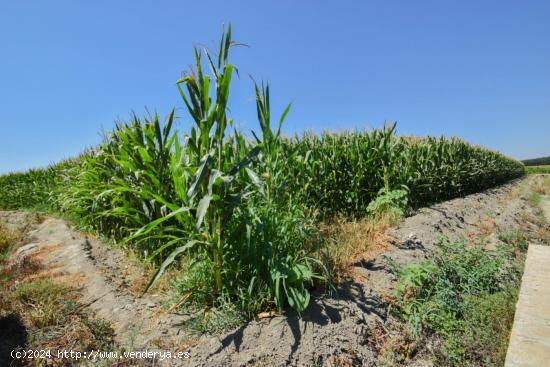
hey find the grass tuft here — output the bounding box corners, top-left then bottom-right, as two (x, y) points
(0, 223), (22, 261)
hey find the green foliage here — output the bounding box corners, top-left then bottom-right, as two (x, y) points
(526, 165), (550, 174)
(59, 114), (179, 243)
(179, 296), (245, 335)
(498, 229), (528, 250)
(59, 26), (320, 314)
(394, 237), (522, 366)
(366, 188), (408, 218)
(283, 124), (406, 217)
(0, 159), (78, 211)
(461, 290), (519, 367)
(285, 130), (524, 218)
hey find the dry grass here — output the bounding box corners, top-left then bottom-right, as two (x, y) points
(0, 223), (22, 257)
(369, 320), (417, 366)
(477, 215), (497, 237)
(325, 355), (355, 367)
(0, 240), (115, 365)
(9, 278), (72, 328)
(532, 175), (550, 196)
(0, 278), (115, 365)
(322, 213), (397, 281)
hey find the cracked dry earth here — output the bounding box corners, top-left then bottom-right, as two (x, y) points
(2, 175), (549, 367)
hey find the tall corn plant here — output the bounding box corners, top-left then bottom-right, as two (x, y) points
(133, 25), (261, 297)
(135, 34), (321, 312)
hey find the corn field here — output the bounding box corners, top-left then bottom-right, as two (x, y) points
(0, 26), (525, 315)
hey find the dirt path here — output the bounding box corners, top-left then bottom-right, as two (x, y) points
(5, 215), (190, 366)
(3, 176), (549, 366)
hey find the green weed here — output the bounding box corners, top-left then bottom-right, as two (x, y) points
(367, 188), (409, 219)
(394, 237), (522, 366)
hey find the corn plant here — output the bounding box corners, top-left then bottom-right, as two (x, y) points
(282, 128), (524, 217)
(0, 160), (78, 211)
(119, 26), (321, 313)
(59, 112), (180, 245)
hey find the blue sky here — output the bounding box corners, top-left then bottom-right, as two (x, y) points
(1, 1), (549, 173)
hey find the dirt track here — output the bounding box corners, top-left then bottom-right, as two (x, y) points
(1, 176), (549, 366)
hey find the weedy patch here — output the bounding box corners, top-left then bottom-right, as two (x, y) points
(0, 247), (115, 366)
(390, 237), (523, 366)
(498, 229), (528, 250)
(528, 189), (545, 208)
(9, 279), (72, 328)
(367, 319), (419, 366)
(476, 215), (498, 237)
(181, 301), (245, 335)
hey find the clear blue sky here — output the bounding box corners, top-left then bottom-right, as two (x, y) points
(1, 1), (549, 173)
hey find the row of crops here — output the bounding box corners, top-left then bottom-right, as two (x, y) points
(0, 27), (524, 315)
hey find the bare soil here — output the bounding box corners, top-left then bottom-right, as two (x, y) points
(1, 176), (548, 366)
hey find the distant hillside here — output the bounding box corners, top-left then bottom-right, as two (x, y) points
(522, 156), (550, 166)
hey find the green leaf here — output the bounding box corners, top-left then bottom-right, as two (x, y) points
(245, 167), (264, 194)
(144, 240), (201, 293)
(228, 146), (261, 176)
(127, 206), (190, 241)
(187, 153), (212, 201)
(196, 194), (211, 230)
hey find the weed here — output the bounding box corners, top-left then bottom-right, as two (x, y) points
(367, 188), (409, 219)
(461, 290), (518, 366)
(529, 191), (542, 206)
(394, 237), (522, 366)
(498, 229), (528, 250)
(10, 279), (72, 328)
(183, 300), (244, 335)
(0, 276), (116, 365)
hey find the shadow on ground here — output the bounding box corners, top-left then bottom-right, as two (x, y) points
(0, 313), (28, 366)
